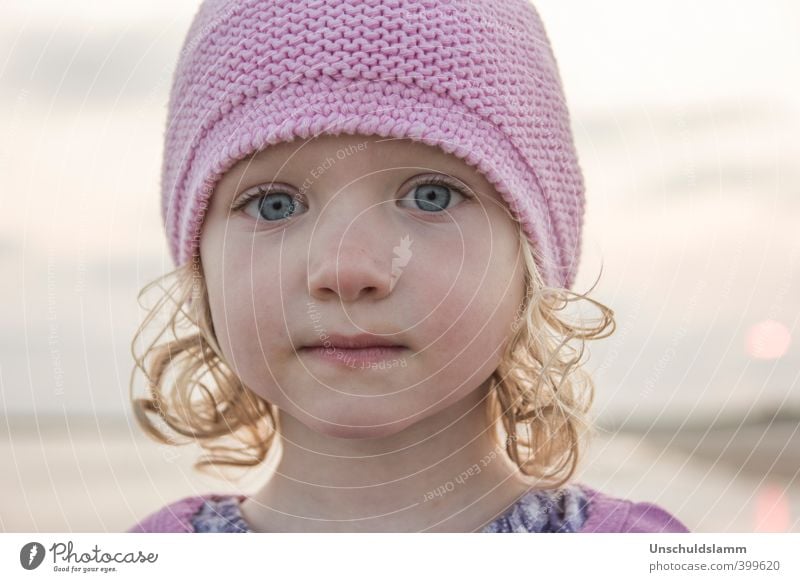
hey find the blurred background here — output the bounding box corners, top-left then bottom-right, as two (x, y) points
(1, 0), (797, 532)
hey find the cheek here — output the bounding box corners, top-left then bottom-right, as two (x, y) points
(203, 244), (292, 391)
(403, 230), (524, 395)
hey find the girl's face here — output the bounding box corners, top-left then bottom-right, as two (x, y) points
(200, 134), (525, 439)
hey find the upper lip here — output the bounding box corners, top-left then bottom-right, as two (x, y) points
(302, 333), (405, 349)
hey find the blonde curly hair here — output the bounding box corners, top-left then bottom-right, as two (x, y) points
(130, 223), (615, 489)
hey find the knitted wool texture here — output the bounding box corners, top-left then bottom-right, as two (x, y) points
(162, 0), (585, 289)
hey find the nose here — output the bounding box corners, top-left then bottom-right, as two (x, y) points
(306, 205), (396, 303)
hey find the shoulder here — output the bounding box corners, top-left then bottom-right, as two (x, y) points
(576, 483), (690, 533)
(126, 493), (246, 533)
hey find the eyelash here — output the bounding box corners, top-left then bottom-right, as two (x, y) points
(231, 175), (472, 219)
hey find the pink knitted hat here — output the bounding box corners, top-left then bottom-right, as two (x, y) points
(162, 0), (585, 289)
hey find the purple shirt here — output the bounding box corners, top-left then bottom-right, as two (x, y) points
(126, 482), (690, 533)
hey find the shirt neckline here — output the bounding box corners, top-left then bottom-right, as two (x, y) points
(191, 483), (588, 533)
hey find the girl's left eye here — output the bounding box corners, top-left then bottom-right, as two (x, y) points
(398, 176), (470, 213)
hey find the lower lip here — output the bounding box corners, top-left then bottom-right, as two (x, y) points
(301, 346), (407, 367)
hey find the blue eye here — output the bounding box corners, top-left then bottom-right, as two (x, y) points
(237, 188), (308, 222)
(400, 177), (469, 212)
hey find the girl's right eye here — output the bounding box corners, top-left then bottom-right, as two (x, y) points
(234, 187), (308, 223)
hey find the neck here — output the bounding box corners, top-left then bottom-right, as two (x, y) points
(240, 382), (536, 532)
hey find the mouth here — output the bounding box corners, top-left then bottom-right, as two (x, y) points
(299, 333), (408, 367)
(300, 333), (406, 350)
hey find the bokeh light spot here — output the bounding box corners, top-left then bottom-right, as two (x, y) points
(745, 320), (791, 360)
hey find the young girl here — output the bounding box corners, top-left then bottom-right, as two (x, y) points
(127, 0), (689, 533)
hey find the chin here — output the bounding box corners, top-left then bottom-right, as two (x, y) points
(302, 404), (425, 441)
